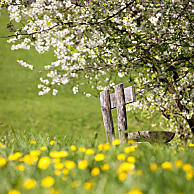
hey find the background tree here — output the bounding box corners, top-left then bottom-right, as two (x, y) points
(1, 0), (193, 138)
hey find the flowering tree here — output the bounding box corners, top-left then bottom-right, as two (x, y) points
(1, 0), (193, 138)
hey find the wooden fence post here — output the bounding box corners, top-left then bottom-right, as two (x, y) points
(115, 84), (128, 143)
(100, 90), (115, 142)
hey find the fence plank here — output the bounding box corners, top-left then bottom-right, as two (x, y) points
(115, 84), (128, 143)
(100, 90), (115, 142)
(110, 86), (135, 109)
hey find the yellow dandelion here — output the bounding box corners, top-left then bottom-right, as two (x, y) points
(78, 147), (86, 152)
(112, 139), (120, 146)
(62, 168), (69, 175)
(0, 142), (5, 149)
(175, 160), (182, 168)
(128, 139), (135, 144)
(54, 163), (64, 170)
(50, 151), (68, 158)
(119, 172), (127, 181)
(54, 170), (61, 176)
(17, 164), (25, 171)
(149, 163), (158, 171)
(86, 148), (94, 155)
(161, 161), (172, 170)
(186, 171), (193, 180)
(53, 158), (61, 164)
(118, 162), (135, 173)
(78, 160), (88, 170)
(84, 181), (94, 190)
(188, 143), (194, 147)
(117, 153), (126, 161)
(95, 153), (104, 161)
(98, 144), (104, 151)
(137, 170), (143, 176)
(30, 150), (41, 156)
(91, 167), (100, 176)
(8, 152), (22, 161)
(101, 164), (110, 171)
(8, 189), (20, 194)
(38, 156), (50, 169)
(40, 146), (47, 151)
(0, 157), (6, 167)
(41, 176), (55, 188)
(50, 140), (55, 145)
(70, 145), (77, 151)
(71, 181), (80, 188)
(49, 188), (60, 194)
(30, 140), (36, 145)
(182, 164), (192, 172)
(24, 178), (36, 190)
(127, 188), (143, 194)
(127, 156), (136, 163)
(173, 150), (177, 155)
(179, 147), (184, 151)
(124, 145), (137, 154)
(64, 160), (76, 169)
(23, 154), (38, 165)
(103, 143), (110, 151)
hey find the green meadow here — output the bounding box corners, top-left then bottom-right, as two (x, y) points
(0, 9), (193, 194)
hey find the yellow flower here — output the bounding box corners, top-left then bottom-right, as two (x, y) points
(117, 153), (126, 161)
(98, 144), (104, 151)
(103, 143), (110, 151)
(149, 163), (158, 171)
(86, 148), (94, 155)
(186, 171), (193, 180)
(53, 158), (60, 164)
(188, 143), (194, 147)
(24, 178), (36, 189)
(128, 139), (135, 144)
(182, 164), (192, 172)
(124, 145), (137, 154)
(78, 147), (86, 152)
(41, 176), (55, 187)
(91, 167), (100, 176)
(127, 188), (143, 194)
(30, 150), (41, 156)
(119, 172), (127, 181)
(23, 154), (38, 165)
(175, 160), (182, 168)
(54, 163), (64, 170)
(38, 156), (50, 169)
(50, 151), (68, 158)
(49, 188), (60, 194)
(8, 152), (22, 161)
(54, 170), (61, 176)
(78, 160), (88, 170)
(118, 162), (135, 173)
(8, 190), (20, 194)
(70, 145), (77, 151)
(137, 170), (143, 176)
(95, 153), (104, 161)
(40, 146), (47, 151)
(64, 160), (76, 169)
(112, 139), (120, 145)
(0, 142), (5, 149)
(161, 161), (172, 170)
(101, 164), (110, 171)
(84, 181), (94, 190)
(50, 140), (55, 145)
(127, 156), (136, 163)
(17, 164), (25, 171)
(0, 157), (6, 166)
(179, 147), (184, 151)
(62, 168), (69, 175)
(173, 150), (176, 155)
(30, 140), (36, 145)
(71, 181), (80, 188)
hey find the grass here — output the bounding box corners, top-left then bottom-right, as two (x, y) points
(0, 9), (193, 194)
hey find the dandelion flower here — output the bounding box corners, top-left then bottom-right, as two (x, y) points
(103, 143), (110, 151)
(119, 172), (127, 181)
(127, 156), (136, 163)
(101, 164), (110, 171)
(127, 188), (143, 194)
(95, 153), (104, 161)
(70, 145), (77, 151)
(54, 163), (64, 170)
(24, 178), (36, 189)
(118, 162), (135, 173)
(161, 161), (172, 170)
(175, 160), (182, 168)
(78, 147), (86, 152)
(86, 148), (94, 155)
(38, 157), (50, 169)
(62, 168), (69, 175)
(50, 151), (68, 158)
(78, 160), (88, 170)
(71, 181), (80, 188)
(98, 144), (104, 151)
(30, 140), (36, 145)
(149, 163), (158, 171)
(8, 190), (20, 194)
(112, 139), (120, 146)
(124, 145), (137, 154)
(0, 157), (6, 166)
(17, 164), (25, 171)
(64, 160), (76, 169)
(182, 164), (192, 172)
(50, 140), (55, 145)
(40, 146), (47, 151)
(91, 167), (100, 176)
(84, 181), (94, 190)
(41, 176), (55, 187)
(8, 152), (22, 161)
(117, 153), (126, 161)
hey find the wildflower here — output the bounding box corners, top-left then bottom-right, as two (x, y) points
(118, 162), (135, 173)
(17, 164), (25, 171)
(112, 139), (120, 145)
(0, 157), (6, 166)
(8, 152), (22, 161)
(24, 178), (36, 189)
(8, 190), (20, 194)
(38, 157), (50, 169)
(53, 158), (60, 164)
(179, 147), (184, 151)
(175, 160), (182, 168)
(149, 163), (158, 171)
(137, 170), (143, 176)
(101, 164), (110, 171)
(64, 160), (76, 169)
(50, 140), (55, 145)
(49, 188), (60, 194)
(86, 148), (94, 155)
(127, 188), (143, 194)
(188, 143), (194, 147)
(78, 160), (88, 170)
(117, 153), (126, 161)
(78, 147), (86, 152)
(54, 170), (61, 176)
(30, 150), (41, 156)
(50, 151), (68, 158)
(62, 169), (69, 175)
(173, 150), (177, 155)
(182, 164), (192, 172)
(70, 145), (77, 151)
(98, 144), (104, 151)
(71, 181), (80, 188)
(54, 163), (64, 170)
(119, 172), (127, 181)
(128, 139), (135, 144)
(186, 171), (193, 180)
(124, 145), (137, 154)
(103, 143), (110, 151)
(41, 176), (55, 187)
(91, 167), (100, 176)
(127, 156), (136, 163)
(161, 161), (172, 170)
(23, 154), (38, 165)
(40, 146), (47, 151)
(30, 140), (36, 145)
(95, 153), (104, 161)
(84, 181), (94, 190)
(0, 142), (5, 149)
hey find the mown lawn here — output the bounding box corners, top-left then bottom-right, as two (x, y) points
(0, 9), (193, 194)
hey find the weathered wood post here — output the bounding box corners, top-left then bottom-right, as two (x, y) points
(100, 90), (115, 142)
(115, 84), (128, 143)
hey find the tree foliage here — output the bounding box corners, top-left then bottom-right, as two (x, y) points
(1, 0), (193, 138)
